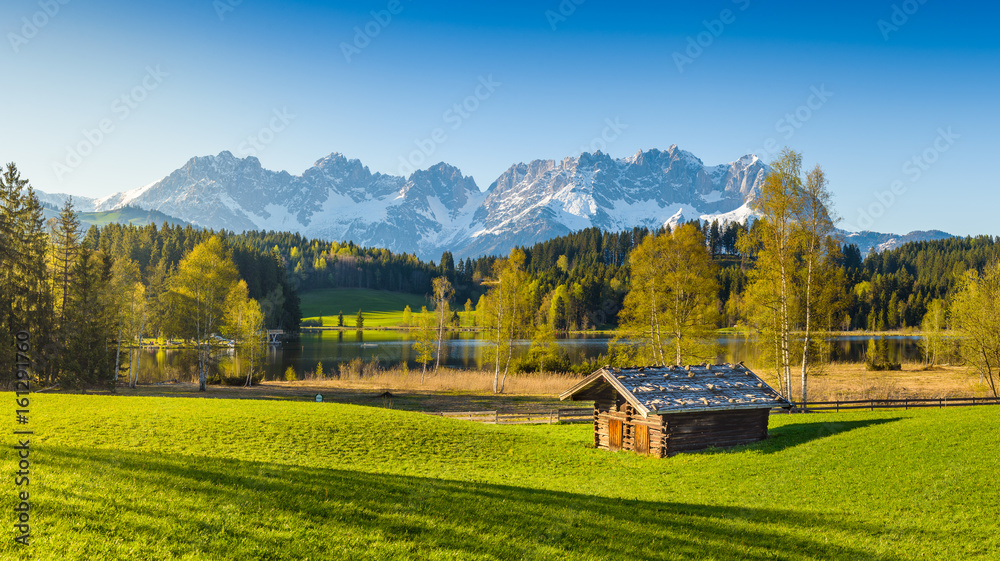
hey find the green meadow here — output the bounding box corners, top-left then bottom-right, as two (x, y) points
(2, 394), (999, 560)
(299, 288), (429, 327)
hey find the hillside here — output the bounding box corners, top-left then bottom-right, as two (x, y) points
(40, 204), (190, 229)
(4, 393), (997, 559)
(299, 288), (429, 327)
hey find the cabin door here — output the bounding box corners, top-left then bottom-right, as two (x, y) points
(609, 419), (623, 451)
(634, 423), (649, 455)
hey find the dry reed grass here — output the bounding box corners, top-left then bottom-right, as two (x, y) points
(294, 358), (581, 395)
(123, 358), (994, 411)
(749, 361), (991, 402)
(289, 357), (993, 401)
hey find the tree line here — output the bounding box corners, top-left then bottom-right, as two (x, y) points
(409, 149), (1000, 397)
(0, 165), (299, 390)
(8, 153), (1000, 396)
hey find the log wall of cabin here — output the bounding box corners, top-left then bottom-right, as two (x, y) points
(662, 408), (770, 456)
(592, 390), (667, 457)
(593, 389), (622, 452)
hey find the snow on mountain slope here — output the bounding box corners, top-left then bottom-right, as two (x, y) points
(839, 229), (954, 257)
(83, 151), (484, 259)
(35, 191), (98, 212)
(38, 146), (951, 261)
(456, 145), (769, 257)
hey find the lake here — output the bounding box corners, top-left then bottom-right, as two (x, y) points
(127, 331), (929, 384)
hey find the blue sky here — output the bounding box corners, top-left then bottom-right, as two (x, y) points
(3, 0), (998, 235)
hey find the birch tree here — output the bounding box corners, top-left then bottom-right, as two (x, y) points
(224, 280), (266, 386)
(110, 258), (142, 384)
(951, 263), (1000, 397)
(413, 305), (436, 382)
(482, 248), (529, 393)
(920, 298), (948, 366)
(431, 276), (454, 372)
(795, 164), (836, 403)
(616, 223), (719, 366)
(125, 282), (147, 388)
(163, 236), (239, 391)
(745, 148), (803, 399)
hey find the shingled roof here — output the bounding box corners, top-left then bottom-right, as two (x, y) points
(560, 363), (791, 416)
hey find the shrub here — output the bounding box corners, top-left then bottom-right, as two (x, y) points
(865, 337), (901, 371)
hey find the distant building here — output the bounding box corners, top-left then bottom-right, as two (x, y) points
(560, 364), (791, 457)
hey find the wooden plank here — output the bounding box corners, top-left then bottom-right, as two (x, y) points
(609, 419), (623, 451)
(634, 423), (650, 455)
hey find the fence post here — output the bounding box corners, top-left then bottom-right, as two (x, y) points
(495, 411), (499, 424)
(870, 399), (873, 412)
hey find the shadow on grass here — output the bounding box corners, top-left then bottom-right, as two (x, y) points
(116, 383), (563, 413)
(36, 445), (916, 560)
(689, 417), (904, 457)
(765, 417), (902, 452)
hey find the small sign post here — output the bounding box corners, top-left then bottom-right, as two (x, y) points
(315, 394), (323, 403)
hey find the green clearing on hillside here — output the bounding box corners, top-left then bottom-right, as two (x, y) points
(3, 394), (999, 560)
(299, 288), (429, 327)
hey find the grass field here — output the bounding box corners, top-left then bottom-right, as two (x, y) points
(299, 288), (429, 327)
(3, 393), (999, 559)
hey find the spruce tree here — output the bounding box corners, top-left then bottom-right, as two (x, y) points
(0, 163), (22, 382)
(52, 198), (82, 325)
(0, 164), (55, 385)
(20, 186), (54, 381)
(62, 244), (113, 388)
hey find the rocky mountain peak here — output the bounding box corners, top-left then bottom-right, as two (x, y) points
(68, 146), (780, 260)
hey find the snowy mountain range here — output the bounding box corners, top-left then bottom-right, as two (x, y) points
(39, 146), (949, 260)
(838, 229), (954, 256)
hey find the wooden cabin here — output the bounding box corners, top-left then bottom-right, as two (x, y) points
(560, 364), (791, 457)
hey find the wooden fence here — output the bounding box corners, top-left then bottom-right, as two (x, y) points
(427, 408), (593, 425)
(428, 397), (1000, 424)
(787, 396), (1000, 412)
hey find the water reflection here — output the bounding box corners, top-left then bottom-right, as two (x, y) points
(128, 332), (928, 383)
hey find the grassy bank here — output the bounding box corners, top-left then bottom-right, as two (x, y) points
(2, 393), (999, 559)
